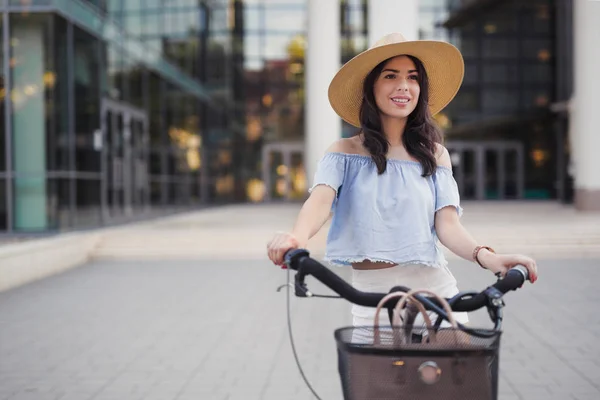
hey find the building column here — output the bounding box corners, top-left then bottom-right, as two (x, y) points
(571, 0), (600, 211)
(368, 0), (419, 45)
(12, 21), (48, 229)
(305, 0), (341, 187)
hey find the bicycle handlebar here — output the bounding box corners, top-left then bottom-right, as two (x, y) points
(283, 249), (529, 315)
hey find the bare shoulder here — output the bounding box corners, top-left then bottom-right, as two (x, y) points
(434, 143), (452, 168)
(325, 135), (365, 155)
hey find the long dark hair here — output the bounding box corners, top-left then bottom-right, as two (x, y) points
(359, 55), (442, 177)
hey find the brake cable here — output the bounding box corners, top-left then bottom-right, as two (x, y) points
(275, 267), (342, 400)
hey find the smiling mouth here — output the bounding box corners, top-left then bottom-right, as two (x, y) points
(391, 98), (410, 104)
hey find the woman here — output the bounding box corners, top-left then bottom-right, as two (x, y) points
(267, 33), (538, 328)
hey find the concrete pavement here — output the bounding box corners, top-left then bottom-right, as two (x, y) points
(1, 201), (600, 400)
(0, 258), (598, 400)
(92, 201), (600, 261)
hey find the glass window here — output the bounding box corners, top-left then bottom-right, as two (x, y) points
(0, 178), (6, 230)
(482, 13), (518, 34)
(74, 26), (102, 173)
(164, 10), (184, 37)
(482, 38), (518, 59)
(210, 6), (229, 34)
(522, 88), (552, 108)
(0, 15), (5, 174)
(521, 39), (552, 60)
(521, 5), (551, 34)
(243, 0), (304, 4)
(183, 9), (202, 35)
(263, 34), (293, 60)
(106, 42), (123, 99)
(123, 0), (142, 11)
(144, 0), (161, 8)
(45, 178), (71, 230)
(522, 64), (552, 85)
(342, 34), (367, 62)
(9, 0), (53, 4)
(244, 34), (263, 60)
(463, 62), (478, 85)
(264, 8), (306, 32)
(143, 10), (162, 37)
(344, 7), (365, 33)
(75, 179), (102, 228)
(420, 0), (446, 7)
(448, 89), (480, 114)
(482, 89), (518, 112)
(456, 36), (478, 58)
(482, 63), (519, 84)
(124, 13), (143, 37)
(122, 52), (145, 108)
(244, 7), (262, 32)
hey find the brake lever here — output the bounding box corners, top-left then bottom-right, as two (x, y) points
(295, 271), (313, 297)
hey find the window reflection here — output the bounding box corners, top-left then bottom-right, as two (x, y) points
(74, 26), (101, 173)
(0, 15), (5, 176)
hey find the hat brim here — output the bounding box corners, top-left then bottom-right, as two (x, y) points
(328, 40), (464, 127)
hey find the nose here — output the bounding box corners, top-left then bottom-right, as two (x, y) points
(396, 78), (409, 91)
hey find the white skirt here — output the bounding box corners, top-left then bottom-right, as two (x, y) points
(351, 263), (469, 329)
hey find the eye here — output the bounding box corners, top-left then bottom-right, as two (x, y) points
(409, 74), (419, 81)
(384, 73), (396, 79)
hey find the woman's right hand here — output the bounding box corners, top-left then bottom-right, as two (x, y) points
(267, 232), (302, 267)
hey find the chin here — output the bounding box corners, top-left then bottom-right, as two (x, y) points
(386, 110), (413, 119)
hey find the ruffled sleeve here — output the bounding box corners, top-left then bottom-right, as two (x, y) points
(308, 152), (346, 195)
(432, 166), (463, 217)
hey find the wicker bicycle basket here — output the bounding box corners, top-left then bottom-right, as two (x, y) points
(334, 325), (502, 400)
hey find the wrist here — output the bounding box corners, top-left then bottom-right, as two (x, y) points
(290, 231), (308, 247)
(477, 249), (496, 268)
(473, 245), (496, 269)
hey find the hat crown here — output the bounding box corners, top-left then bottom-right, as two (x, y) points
(371, 32), (408, 49)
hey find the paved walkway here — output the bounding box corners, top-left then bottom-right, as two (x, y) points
(92, 201), (600, 261)
(1, 201), (599, 400)
(0, 258), (598, 400)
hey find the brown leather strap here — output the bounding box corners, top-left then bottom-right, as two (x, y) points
(473, 245), (495, 269)
(373, 291), (433, 345)
(403, 288), (458, 328)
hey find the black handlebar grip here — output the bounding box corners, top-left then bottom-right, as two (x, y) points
(283, 248), (310, 270)
(495, 265), (529, 292)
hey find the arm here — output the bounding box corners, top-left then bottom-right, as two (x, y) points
(267, 140), (347, 265)
(291, 185), (336, 246)
(434, 206), (482, 263)
(433, 146), (538, 282)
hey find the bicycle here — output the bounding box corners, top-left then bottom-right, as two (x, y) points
(279, 248), (531, 400)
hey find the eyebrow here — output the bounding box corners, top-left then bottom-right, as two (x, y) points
(382, 68), (418, 74)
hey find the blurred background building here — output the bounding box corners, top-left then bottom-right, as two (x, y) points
(0, 0), (596, 233)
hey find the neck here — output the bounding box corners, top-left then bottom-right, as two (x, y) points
(380, 114), (408, 147)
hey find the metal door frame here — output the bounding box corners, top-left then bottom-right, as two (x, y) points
(262, 142), (304, 201)
(446, 140), (524, 200)
(100, 98), (149, 220)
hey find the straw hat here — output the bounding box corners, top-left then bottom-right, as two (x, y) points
(328, 32), (464, 127)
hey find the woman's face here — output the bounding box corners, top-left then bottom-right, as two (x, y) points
(373, 55), (420, 121)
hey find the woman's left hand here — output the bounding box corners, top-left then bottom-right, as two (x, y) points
(478, 251), (538, 283)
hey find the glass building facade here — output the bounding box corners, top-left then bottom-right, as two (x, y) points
(441, 0), (570, 201)
(0, 0), (574, 233)
(1, 0), (236, 233)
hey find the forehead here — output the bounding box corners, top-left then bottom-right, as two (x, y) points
(381, 55), (417, 72)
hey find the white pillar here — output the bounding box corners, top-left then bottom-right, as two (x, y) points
(305, 0), (341, 188)
(571, 0), (600, 211)
(368, 0), (419, 45)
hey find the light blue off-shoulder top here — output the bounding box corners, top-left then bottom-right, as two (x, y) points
(309, 152), (462, 268)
